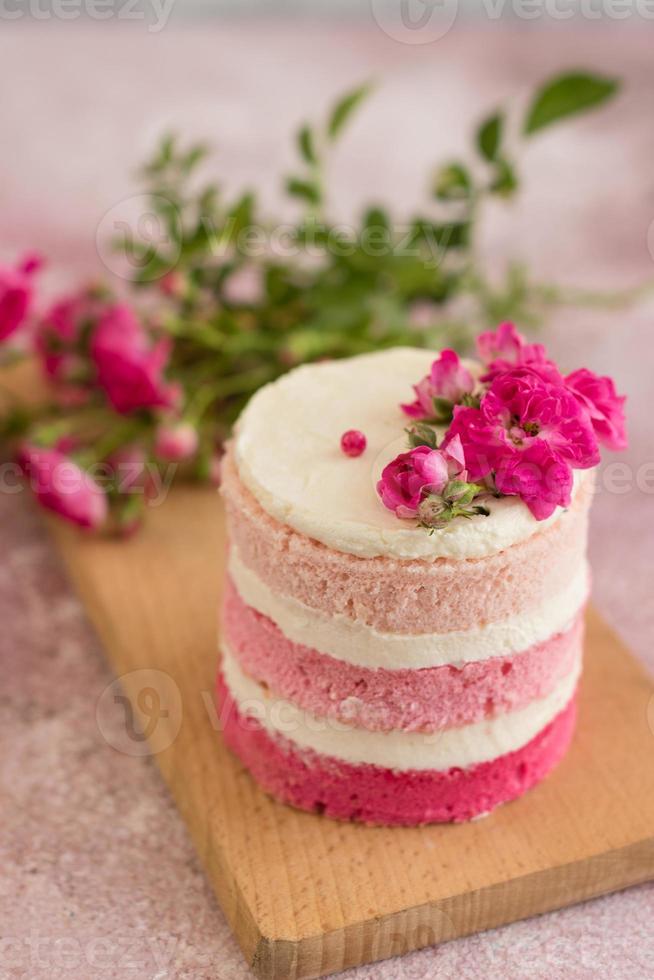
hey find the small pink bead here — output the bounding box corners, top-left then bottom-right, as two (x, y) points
(340, 429), (367, 457)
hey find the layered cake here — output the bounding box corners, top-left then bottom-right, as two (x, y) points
(218, 324), (626, 825)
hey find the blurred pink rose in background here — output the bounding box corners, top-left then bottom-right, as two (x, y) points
(18, 444), (108, 530)
(91, 303), (180, 415)
(0, 253), (42, 341)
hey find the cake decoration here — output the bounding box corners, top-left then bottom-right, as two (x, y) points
(376, 437), (490, 530)
(401, 348), (476, 423)
(340, 429), (367, 457)
(379, 323), (626, 524)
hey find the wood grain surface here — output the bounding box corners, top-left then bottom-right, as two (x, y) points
(47, 486), (654, 980)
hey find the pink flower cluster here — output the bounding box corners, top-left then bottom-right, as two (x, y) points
(0, 255), (204, 532)
(36, 296), (185, 419)
(379, 323), (627, 523)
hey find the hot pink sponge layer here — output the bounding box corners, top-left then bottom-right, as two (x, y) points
(223, 577), (584, 732)
(216, 674), (578, 825)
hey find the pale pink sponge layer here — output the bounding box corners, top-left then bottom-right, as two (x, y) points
(222, 452), (592, 634)
(216, 674), (578, 825)
(223, 577), (584, 732)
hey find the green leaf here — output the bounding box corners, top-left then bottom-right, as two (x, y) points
(476, 112), (503, 162)
(228, 192), (255, 227)
(411, 219), (470, 250)
(433, 162), (472, 201)
(444, 480), (486, 506)
(149, 195), (182, 242)
(157, 133), (175, 168)
(297, 125), (318, 166)
(523, 71), (619, 135)
(362, 206), (390, 232)
(285, 177), (322, 205)
(327, 83), (371, 140)
(141, 133), (176, 177)
(489, 157), (518, 198)
(1, 405), (32, 441)
(406, 423), (438, 450)
(198, 184), (220, 216)
(223, 192), (256, 247)
(181, 144), (209, 174)
(432, 396), (454, 423)
(292, 219), (332, 248)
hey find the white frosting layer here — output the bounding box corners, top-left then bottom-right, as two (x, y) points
(229, 548), (589, 669)
(221, 646), (581, 771)
(232, 348), (589, 560)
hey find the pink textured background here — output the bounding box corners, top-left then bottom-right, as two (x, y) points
(1, 19), (654, 980)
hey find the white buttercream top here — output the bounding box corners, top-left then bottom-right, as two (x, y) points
(232, 348), (588, 560)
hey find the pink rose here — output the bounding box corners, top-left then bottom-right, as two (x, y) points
(35, 294), (86, 379)
(442, 369), (599, 519)
(401, 349), (475, 420)
(483, 370), (600, 469)
(91, 303), (155, 366)
(19, 445), (108, 530)
(565, 368), (627, 451)
(494, 442), (573, 520)
(154, 421), (199, 462)
(476, 322), (562, 384)
(377, 438), (465, 518)
(441, 404), (503, 483)
(476, 321), (525, 365)
(91, 304), (180, 415)
(0, 253), (43, 341)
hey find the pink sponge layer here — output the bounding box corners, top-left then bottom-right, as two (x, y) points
(216, 674), (577, 825)
(222, 451), (592, 634)
(223, 577), (584, 732)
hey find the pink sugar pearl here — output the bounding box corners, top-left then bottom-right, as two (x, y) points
(340, 429), (367, 457)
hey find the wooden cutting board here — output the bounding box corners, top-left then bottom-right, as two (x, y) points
(48, 486), (654, 980)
